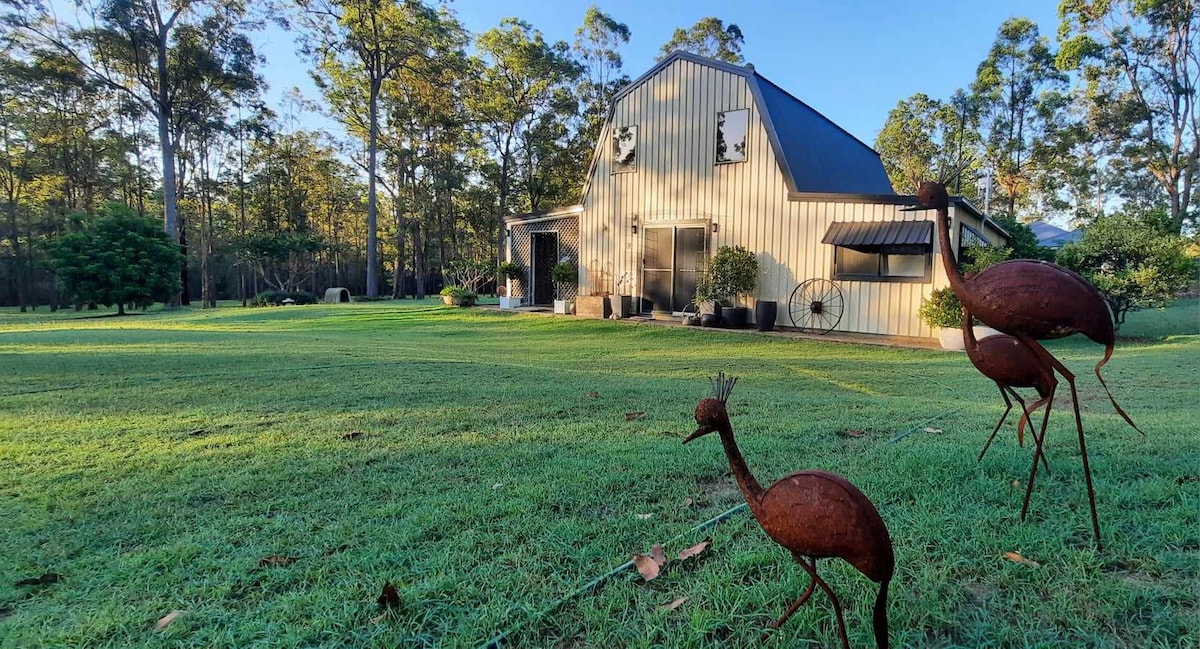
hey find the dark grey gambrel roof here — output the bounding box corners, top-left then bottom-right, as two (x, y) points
(599, 51), (895, 196)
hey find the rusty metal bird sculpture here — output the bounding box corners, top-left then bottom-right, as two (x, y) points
(962, 308), (1054, 475)
(908, 181), (1142, 549)
(684, 373), (894, 648)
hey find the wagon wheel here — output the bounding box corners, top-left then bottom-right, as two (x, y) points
(788, 279), (844, 334)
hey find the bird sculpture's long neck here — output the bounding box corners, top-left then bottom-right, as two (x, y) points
(714, 422), (766, 516)
(962, 309), (979, 356)
(936, 205), (971, 307)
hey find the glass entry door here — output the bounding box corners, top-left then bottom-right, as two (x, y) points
(642, 225), (708, 313)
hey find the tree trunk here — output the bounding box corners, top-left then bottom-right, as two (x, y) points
(365, 81), (381, 297)
(155, 96), (181, 308)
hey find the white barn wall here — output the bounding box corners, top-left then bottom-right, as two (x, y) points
(580, 58), (999, 338)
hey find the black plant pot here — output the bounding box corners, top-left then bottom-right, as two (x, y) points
(700, 303), (722, 327)
(723, 306), (749, 329)
(755, 300), (778, 332)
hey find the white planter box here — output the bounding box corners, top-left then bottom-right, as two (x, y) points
(553, 299), (574, 315)
(937, 326), (1003, 351)
(499, 296), (522, 309)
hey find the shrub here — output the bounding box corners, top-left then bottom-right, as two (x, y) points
(497, 261), (524, 281)
(551, 262), (576, 300)
(439, 285), (477, 306)
(250, 290), (318, 307)
(1056, 211), (1197, 328)
(919, 287), (962, 329)
(708, 245), (759, 305)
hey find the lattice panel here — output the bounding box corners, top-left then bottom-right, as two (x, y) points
(508, 216), (579, 301)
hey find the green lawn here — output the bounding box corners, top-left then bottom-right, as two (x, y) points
(1, 299), (1197, 648)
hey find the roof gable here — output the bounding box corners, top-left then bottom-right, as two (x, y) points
(595, 51), (895, 197)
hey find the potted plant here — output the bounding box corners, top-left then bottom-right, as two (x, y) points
(439, 285), (478, 307)
(608, 272), (633, 319)
(919, 288), (999, 351)
(693, 263), (722, 327)
(709, 245), (758, 328)
(551, 261), (576, 314)
(753, 262), (777, 332)
(498, 261), (524, 309)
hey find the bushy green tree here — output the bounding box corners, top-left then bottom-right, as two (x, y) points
(48, 205), (183, 314)
(657, 17), (744, 64)
(1056, 210), (1197, 328)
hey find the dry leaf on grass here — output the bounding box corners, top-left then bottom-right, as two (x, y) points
(14, 573), (59, 587)
(625, 411), (646, 421)
(586, 391), (600, 398)
(372, 582), (401, 622)
(677, 539), (711, 561)
(153, 610), (185, 631)
(1002, 551), (1040, 568)
(683, 497), (694, 507)
(633, 544), (667, 581)
(341, 431), (364, 441)
(1011, 480), (1021, 488)
(259, 555), (299, 568)
(841, 429), (867, 439)
(922, 427), (943, 434)
(492, 483), (505, 490)
(660, 596), (688, 610)
(635, 513), (654, 520)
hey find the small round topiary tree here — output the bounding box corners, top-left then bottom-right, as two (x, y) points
(918, 287), (962, 329)
(709, 245), (759, 306)
(551, 261), (577, 300)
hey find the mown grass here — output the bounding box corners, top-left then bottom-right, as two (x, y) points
(1, 299), (1197, 648)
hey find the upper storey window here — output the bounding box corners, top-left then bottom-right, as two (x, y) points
(613, 125), (637, 173)
(715, 109), (748, 164)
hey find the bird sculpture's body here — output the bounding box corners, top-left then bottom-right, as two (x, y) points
(911, 181), (1142, 548)
(684, 374), (894, 648)
(962, 308), (1054, 474)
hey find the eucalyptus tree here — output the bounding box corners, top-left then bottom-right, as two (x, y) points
(573, 6), (630, 155)
(468, 18), (580, 265)
(971, 17), (1068, 220)
(297, 0), (462, 297)
(657, 17), (745, 64)
(6, 0), (264, 253)
(1058, 0), (1199, 233)
(875, 92), (982, 198)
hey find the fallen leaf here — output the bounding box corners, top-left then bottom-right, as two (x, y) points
(377, 582), (400, 612)
(660, 596), (688, 610)
(187, 429), (207, 437)
(259, 555), (299, 568)
(152, 610), (185, 631)
(633, 554), (662, 581)
(14, 573), (60, 587)
(650, 544), (666, 566)
(677, 539), (711, 561)
(683, 497), (694, 507)
(625, 411), (646, 421)
(586, 391), (600, 398)
(492, 483), (505, 490)
(341, 431), (364, 441)
(1003, 551), (1040, 568)
(1011, 480), (1021, 488)
(922, 427), (943, 434)
(636, 513), (654, 520)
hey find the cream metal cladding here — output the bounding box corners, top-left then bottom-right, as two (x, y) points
(579, 55), (1001, 338)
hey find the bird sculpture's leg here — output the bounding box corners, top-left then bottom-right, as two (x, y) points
(797, 558), (850, 649)
(1012, 388), (1052, 477)
(1005, 386), (1050, 476)
(1017, 335), (1102, 550)
(977, 384), (1013, 464)
(759, 557), (818, 642)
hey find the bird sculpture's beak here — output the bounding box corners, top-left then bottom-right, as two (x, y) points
(683, 425), (713, 444)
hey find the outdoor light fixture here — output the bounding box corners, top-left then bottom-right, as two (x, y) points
(631, 215), (639, 234)
(711, 222), (719, 233)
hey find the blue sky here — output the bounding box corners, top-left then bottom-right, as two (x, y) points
(258, 0), (1063, 146)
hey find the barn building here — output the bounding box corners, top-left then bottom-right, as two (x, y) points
(504, 51), (1006, 338)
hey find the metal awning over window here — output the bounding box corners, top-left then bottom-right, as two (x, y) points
(821, 221), (933, 255)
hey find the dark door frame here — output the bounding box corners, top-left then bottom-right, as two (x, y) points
(640, 222), (709, 313)
(531, 231), (559, 305)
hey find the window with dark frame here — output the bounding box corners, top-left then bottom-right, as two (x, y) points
(612, 125), (637, 173)
(715, 109), (748, 164)
(958, 223), (988, 267)
(832, 247), (931, 282)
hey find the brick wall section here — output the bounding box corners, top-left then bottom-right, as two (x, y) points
(509, 216), (579, 301)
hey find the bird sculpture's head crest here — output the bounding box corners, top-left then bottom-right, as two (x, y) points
(684, 372), (737, 444)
